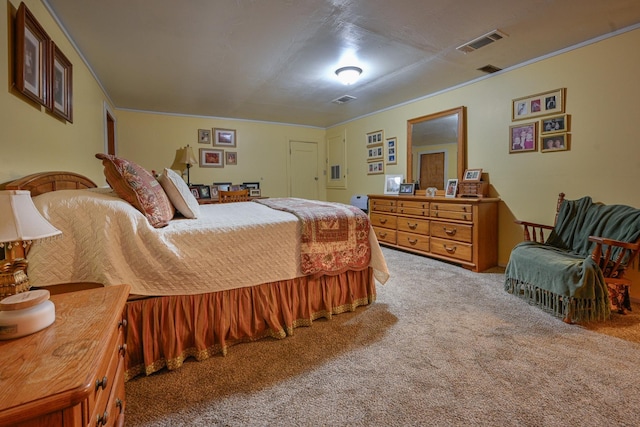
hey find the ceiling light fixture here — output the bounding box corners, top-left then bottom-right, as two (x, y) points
(335, 66), (362, 85)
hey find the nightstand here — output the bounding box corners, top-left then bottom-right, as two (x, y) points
(0, 284), (130, 427)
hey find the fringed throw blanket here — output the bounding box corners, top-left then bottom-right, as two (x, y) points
(505, 196), (640, 322)
(256, 198), (371, 275)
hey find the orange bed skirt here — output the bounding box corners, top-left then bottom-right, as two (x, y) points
(124, 267), (376, 380)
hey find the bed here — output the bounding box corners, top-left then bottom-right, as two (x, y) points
(5, 169), (389, 381)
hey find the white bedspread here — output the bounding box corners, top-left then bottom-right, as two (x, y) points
(28, 189), (388, 296)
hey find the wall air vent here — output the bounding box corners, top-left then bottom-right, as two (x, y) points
(477, 64), (502, 74)
(332, 95), (356, 104)
(457, 29), (508, 54)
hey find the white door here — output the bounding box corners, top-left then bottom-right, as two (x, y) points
(289, 140), (319, 199)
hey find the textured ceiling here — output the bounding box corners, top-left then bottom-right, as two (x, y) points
(43, 0), (640, 128)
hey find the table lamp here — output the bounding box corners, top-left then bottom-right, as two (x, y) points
(179, 145), (198, 185)
(0, 190), (62, 298)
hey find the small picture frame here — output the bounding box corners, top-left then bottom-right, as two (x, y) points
(50, 42), (73, 122)
(249, 188), (261, 197)
(199, 148), (224, 167)
(196, 185), (211, 199)
(210, 185), (219, 201)
(385, 137), (397, 165)
(384, 174), (403, 195)
(214, 128), (236, 147)
(189, 187), (200, 199)
(214, 182), (231, 191)
(540, 133), (570, 152)
(540, 114), (569, 135)
(15, 3), (50, 107)
(463, 169), (482, 182)
(399, 183), (415, 195)
(366, 130), (384, 146)
(445, 179), (458, 198)
(198, 129), (211, 144)
(367, 160), (384, 175)
(509, 122), (538, 153)
(243, 182), (260, 190)
(225, 151), (237, 165)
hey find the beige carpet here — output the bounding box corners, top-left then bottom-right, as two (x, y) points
(125, 247), (640, 426)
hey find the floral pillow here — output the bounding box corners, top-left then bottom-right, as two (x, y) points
(158, 168), (200, 219)
(95, 153), (175, 227)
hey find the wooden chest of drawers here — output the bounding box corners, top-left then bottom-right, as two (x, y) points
(0, 285), (130, 427)
(369, 194), (499, 272)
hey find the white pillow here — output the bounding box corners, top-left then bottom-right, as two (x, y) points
(157, 168), (200, 219)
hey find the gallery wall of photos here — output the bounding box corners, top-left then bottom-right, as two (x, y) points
(366, 130), (398, 175)
(509, 88), (571, 154)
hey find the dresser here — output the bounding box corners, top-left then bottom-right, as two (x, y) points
(368, 195), (499, 272)
(0, 284), (130, 427)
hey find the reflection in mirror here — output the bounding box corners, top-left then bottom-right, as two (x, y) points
(407, 106), (466, 190)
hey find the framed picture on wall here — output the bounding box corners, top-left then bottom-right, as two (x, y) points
(199, 148), (224, 167)
(512, 88), (565, 121)
(509, 122), (537, 153)
(540, 114), (569, 135)
(366, 130), (384, 146)
(198, 129), (211, 143)
(50, 41), (73, 122)
(540, 133), (570, 152)
(385, 137), (397, 165)
(214, 128), (236, 147)
(15, 3), (50, 107)
(367, 160), (384, 175)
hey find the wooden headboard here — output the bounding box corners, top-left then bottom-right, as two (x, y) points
(4, 172), (97, 196)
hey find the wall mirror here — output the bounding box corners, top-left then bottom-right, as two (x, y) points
(406, 106), (466, 190)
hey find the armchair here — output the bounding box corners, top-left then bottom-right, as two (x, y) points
(505, 193), (640, 323)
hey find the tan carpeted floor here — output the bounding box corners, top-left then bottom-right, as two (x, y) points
(125, 248), (640, 426)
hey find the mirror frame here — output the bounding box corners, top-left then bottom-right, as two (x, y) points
(406, 106), (467, 186)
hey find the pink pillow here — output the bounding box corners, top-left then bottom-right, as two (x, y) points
(95, 153), (175, 227)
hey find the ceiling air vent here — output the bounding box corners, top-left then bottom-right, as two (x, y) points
(457, 29), (508, 54)
(332, 95), (356, 104)
(477, 64), (502, 74)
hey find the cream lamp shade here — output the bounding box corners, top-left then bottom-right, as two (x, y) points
(180, 145), (198, 166)
(178, 145), (198, 185)
(0, 190), (62, 249)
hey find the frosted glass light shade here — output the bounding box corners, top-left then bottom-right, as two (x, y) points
(335, 66), (362, 85)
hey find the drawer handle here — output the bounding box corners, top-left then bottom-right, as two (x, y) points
(379, 232), (387, 238)
(407, 238), (418, 245)
(116, 398), (124, 413)
(407, 222), (418, 230)
(463, 214), (469, 221)
(443, 227), (457, 236)
(443, 244), (457, 254)
(379, 218), (387, 224)
(433, 212), (439, 217)
(118, 318), (128, 329)
(95, 376), (108, 391)
(391, 208), (396, 213)
(119, 344), (127, 357)
(97, 411), (109, 426)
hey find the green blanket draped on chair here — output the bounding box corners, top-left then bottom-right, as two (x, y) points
(505, 196), (640, 322)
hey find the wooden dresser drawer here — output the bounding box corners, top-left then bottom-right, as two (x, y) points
(430, 208), (473, 222)
(397, 217), (429, 235)
(430, 202), (472, 213)
(370, 199), (396, 213)
(430, 221), (472, 243)
(430, 237), (472, 262)
(373, 226), (397, 244)
(397, 231), (430, 252)
(370, 212), (397, 229)
(397, 200), (429, 217)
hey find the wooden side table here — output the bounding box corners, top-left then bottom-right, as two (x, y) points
(0, 284), (130, 427)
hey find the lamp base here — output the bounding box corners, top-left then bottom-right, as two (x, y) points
(0, 259), (31, 299)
